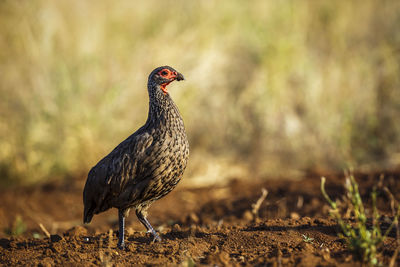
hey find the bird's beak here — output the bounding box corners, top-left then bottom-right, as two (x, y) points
(175, 72), (185, 81)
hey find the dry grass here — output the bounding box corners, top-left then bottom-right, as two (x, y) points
(1, 0), (400, 185)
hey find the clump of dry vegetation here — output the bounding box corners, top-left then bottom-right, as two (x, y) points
(1, 1), (400, 185)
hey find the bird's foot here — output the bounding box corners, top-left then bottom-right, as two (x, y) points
(152, 233), (162, 242)
(148, 229), (162, 242)
(117, 241), (126, 250)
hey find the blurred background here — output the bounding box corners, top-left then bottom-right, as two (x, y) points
(1, 0), (400, 187)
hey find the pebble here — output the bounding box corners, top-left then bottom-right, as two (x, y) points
(242, 210), (254, 221)
(172, 224), (181, 232)
(290, 212), (300, 219)
(50, 234), (63, 243)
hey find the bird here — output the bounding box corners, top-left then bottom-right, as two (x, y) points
(83, 66), (189, 249)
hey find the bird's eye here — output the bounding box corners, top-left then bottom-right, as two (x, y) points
(161, 71), (168, 76)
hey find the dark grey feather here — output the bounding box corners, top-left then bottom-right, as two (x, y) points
(83, 66), (189, 226)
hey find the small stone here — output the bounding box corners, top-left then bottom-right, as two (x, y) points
(172, 224), (181, 232)
(242, 210), (254, 221)
(188, 212), (199, 224)
(39, 257), (53, 267)
(50, 234), (63, 243)
(290, 212), (300, 219)
(322, 248), (331, 261)
(281, 258), (290, 265)
(126, 227), (135, 235)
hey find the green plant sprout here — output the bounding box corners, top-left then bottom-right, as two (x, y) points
(302, 234), (314, 244)
(4, 215), (27, 236)
(321, 175), (400, 266)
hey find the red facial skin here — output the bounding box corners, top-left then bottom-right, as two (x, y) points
(158, 69), (179, 94)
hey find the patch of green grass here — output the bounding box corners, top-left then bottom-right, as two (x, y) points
(301, 234), (314, 244)
(321, 174), (400, 266)
(4, 215), (27, 236)
(33, 232), (42, 239)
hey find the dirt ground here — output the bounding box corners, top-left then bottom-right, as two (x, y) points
(0, 171), (399, 266)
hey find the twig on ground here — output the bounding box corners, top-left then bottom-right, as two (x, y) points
(389, 247), (399, 267)
(252, 188), (268, 218)
(38, 223), (50, 238)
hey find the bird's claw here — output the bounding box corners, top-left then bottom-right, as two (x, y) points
(152, 234), (162, 242)
(148, 229), (162, 242)
(117, 242), (126, 250)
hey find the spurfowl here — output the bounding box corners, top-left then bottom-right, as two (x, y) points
(83, 66), (189, 249)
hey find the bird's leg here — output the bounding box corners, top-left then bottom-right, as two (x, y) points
(136, 209), (162, 242)
(117, 209), (126, 249)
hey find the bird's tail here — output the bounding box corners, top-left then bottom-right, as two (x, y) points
(83, 187), (95, 223)
(83, 172), (95, 224)
(83, 205), (94, 224)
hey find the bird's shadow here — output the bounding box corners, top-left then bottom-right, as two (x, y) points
(127, 229), (225, 243)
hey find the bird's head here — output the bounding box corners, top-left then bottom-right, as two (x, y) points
(148, 66), (185, 95)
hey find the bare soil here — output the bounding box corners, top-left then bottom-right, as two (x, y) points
(0, 171), (399, 266)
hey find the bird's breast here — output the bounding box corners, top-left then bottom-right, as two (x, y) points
(132, 125), (188, 203)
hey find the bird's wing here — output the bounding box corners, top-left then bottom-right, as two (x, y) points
(83, 131), (153, 220)
(106, 131), (153, 190)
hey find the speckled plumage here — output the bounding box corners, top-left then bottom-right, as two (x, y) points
(83, 66), (189, 248)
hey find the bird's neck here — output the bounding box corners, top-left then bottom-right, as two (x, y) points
(146, 84), (182, 127)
